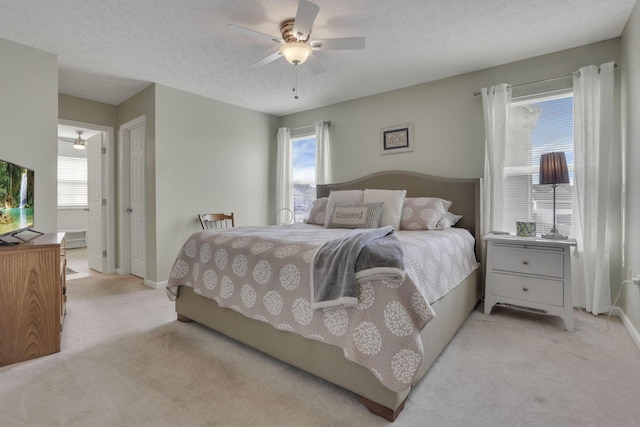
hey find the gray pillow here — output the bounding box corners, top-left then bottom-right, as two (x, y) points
(325, 202), (384, 229)
(400, 197), (452, 230)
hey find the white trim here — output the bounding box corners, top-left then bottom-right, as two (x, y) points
(612, 307), (640, 351)
(58, 119), (116, 273)
(144, 279), (166, 290)
(118, 115), (146, 278)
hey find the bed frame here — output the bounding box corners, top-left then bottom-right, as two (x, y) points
(175, 170), (483, 421)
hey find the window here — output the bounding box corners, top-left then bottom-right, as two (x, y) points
(502, 91), (573, 236)
(292, 135), (316, 223)
(57, 156), (88, 208)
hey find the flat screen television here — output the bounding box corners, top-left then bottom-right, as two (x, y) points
(0, 158), (34, 239)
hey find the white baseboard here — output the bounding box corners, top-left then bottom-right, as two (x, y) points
(612, 307), (640, 351)
(144, 278), (167, 290)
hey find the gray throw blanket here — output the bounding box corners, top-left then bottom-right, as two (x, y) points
(311, 226), (405, 310)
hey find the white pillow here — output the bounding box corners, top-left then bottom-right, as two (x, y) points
(362, 189), (407, 230)
(436, 211), (463, 229)
(324, 190), (364, 228)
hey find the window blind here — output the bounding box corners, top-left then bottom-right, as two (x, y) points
(292, 135), (317, 223)
(503, 91), (574, 236)
(58, 156), (88, 208)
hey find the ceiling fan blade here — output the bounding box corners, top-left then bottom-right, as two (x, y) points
(312, 37), (365, 50)
(249, 50), (282, 68)
(293, 0), (319, 40)
(226, 24), (283, 44)
(305, 55), (326, 75)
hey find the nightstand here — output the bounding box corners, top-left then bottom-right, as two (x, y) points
(483, 234), (577, 331)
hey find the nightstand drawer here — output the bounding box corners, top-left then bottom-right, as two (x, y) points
(492, 273), (564, 306)
(492, 245), (564, 278)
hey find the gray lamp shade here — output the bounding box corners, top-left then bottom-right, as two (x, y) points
(539, 152), (569, 185)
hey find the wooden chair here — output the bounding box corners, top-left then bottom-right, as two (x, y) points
(198, 213), (235, 229)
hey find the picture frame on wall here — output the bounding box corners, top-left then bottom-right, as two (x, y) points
(381, 124), (413, 154)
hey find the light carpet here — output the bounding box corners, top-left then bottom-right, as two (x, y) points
(1, 274), (639, 426)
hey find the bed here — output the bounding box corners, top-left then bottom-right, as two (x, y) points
(167, 170), (483, 421)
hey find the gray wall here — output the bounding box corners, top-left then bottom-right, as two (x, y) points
(59, 94), (118, 129)
(154, 84), (278, 281)
(117, 85), (157, 281)
(57, 95), (118, 237)
(280, 38), (626, 320)
(60, 84), (278, 284)
(621, 1), (640, 337)
(0, 38), (58, 234)
(279, 39), (620, 183)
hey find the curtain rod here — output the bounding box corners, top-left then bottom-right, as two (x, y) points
(288, 121), (331, 131)
(473, 63), (618, 96)
(473, 73), (574, 96)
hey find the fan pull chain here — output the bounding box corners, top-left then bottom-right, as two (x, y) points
(292, 66), (299, 99)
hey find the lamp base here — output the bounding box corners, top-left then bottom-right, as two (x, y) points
(542, 228), (568, 240)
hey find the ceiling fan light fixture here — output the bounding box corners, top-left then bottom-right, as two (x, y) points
(279, 41), (312, 65)
(73, 130), (86, 150)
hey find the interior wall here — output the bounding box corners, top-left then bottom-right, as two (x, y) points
(621, 1), (640, 336)
(57, 95), (119, 242)
(154, 84), (279, 282)
(279, 39), (620, 183)
(58, 94), (118, 128)
(0, 38), (58, 234)
(279, 37), (624, 307)
(117, 85), (156, 281)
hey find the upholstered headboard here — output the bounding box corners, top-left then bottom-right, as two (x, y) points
(317, 170), (483, 262)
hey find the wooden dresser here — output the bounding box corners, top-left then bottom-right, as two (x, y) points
(0, 233), (66, 367)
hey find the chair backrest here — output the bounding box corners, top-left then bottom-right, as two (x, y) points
(198, 213), (235, 230)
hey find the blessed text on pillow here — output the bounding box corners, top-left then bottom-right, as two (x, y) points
(325, 202), (384, 229)
(324, 190), (364, 228)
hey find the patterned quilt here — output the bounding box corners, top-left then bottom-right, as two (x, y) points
(167, 224), (478, 392)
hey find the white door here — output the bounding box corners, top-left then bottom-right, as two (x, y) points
(129, 124), (146, 278)
(87, 132), (105, 272)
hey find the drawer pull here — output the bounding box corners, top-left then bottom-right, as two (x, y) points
(523, 287), (529, 292)
(522, 260), (529, 265)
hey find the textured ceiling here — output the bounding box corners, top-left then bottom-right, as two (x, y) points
(0, 0), (636, 116)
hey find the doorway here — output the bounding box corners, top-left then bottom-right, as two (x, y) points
(118, 116), (146, 279)
(57, 120), (115, 276)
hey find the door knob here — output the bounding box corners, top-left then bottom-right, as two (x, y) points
(126, 208), (133, 212)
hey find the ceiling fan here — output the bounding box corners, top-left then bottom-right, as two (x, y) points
(227, 0), (365, 74)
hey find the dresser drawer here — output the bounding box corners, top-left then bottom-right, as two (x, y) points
(492, 272), (564, 307)
(492, 245), (564, 278)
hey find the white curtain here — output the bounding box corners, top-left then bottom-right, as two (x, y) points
(571, 62), (615, 314)
(481, 83), (512, 235)
(314, 120), (332, 185)
(276, 127), (293, 222)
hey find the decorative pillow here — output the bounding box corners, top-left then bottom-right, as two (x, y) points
(400, 197), (452, 230)
(325, 202), (384, 229)
(305, 197), (328, 225)
(324, 190), (364, 227)
(436, 211), (463, 229)
(362, 189), (407, 230)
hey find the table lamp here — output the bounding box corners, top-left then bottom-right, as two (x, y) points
(539, 152), (570, 240)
